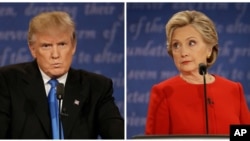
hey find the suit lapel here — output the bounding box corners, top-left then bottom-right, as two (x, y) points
(20, 62), (90, 138)
(61, 69), (90, 138)
(20, 61), (51, 137)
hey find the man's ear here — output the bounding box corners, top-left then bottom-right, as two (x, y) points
(29, 44), (36, 58)
(72, 42), (77, 55)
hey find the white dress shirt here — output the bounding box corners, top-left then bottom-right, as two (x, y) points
(39, 67), (68, 110)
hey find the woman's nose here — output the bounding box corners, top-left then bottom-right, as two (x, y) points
(180, 46), (189, 57)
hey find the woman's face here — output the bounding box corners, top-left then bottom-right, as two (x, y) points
(170, 24), (212, 74)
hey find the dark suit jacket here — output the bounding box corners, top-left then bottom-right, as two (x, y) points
(0, 61), (124, 139)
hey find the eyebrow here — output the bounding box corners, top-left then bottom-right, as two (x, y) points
(40, 42), (52, 45)
(186, 36), (197, 40)
(172, 36), (197, 42)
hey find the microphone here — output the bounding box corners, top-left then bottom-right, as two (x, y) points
(56, 83), (64, 100)
(199, 63), (209, 134)
(56, 83), (64, 139)
(56, 84), (68, 117)
(199, 63), (207, 75)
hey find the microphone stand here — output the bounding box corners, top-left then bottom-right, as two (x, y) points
(202, 71), (209, 134)
(58, 99), (62, 139)
(56, 83), (64, 139)
(199, 63), (209, 134)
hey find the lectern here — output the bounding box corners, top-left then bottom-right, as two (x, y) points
(132, 134), (229, 140)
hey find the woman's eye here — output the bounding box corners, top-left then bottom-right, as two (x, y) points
(172, 42), (180, 49)
(189, 40), (196, 46)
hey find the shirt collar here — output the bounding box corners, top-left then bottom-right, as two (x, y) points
(39, 67), (68, 85)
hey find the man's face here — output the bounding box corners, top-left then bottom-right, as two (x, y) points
(29, 29), (76, 78)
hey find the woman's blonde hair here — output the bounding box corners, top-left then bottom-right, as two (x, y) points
(28, 11), (76, 46)
(166, 10), (218, 68)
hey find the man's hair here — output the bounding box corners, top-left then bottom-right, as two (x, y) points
(28, 11), (76, 45)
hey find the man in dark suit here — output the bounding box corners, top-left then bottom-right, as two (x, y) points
(0, 11), (124, 139)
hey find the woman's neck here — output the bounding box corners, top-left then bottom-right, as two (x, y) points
(180, 73), (214, 84)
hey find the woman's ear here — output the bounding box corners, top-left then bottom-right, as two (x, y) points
(207, 45), (214, 58)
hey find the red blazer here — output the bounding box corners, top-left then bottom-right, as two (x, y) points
(145, 75), (250, 135)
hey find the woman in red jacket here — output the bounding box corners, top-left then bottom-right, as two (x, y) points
(145, 10), (250, 135)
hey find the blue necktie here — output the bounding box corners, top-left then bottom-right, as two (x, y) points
(48, 79), (64, 139)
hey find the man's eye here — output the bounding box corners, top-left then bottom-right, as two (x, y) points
(41, 44), (51, 48)
(59, 42), (67, 47)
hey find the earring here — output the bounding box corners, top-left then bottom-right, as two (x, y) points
(207, 55), (210, 59)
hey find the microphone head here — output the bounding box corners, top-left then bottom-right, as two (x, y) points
(199, 63), (207, 75)
(56, 83), (64, 100)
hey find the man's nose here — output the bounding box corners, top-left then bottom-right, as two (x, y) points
(51, 46), (60, 59)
